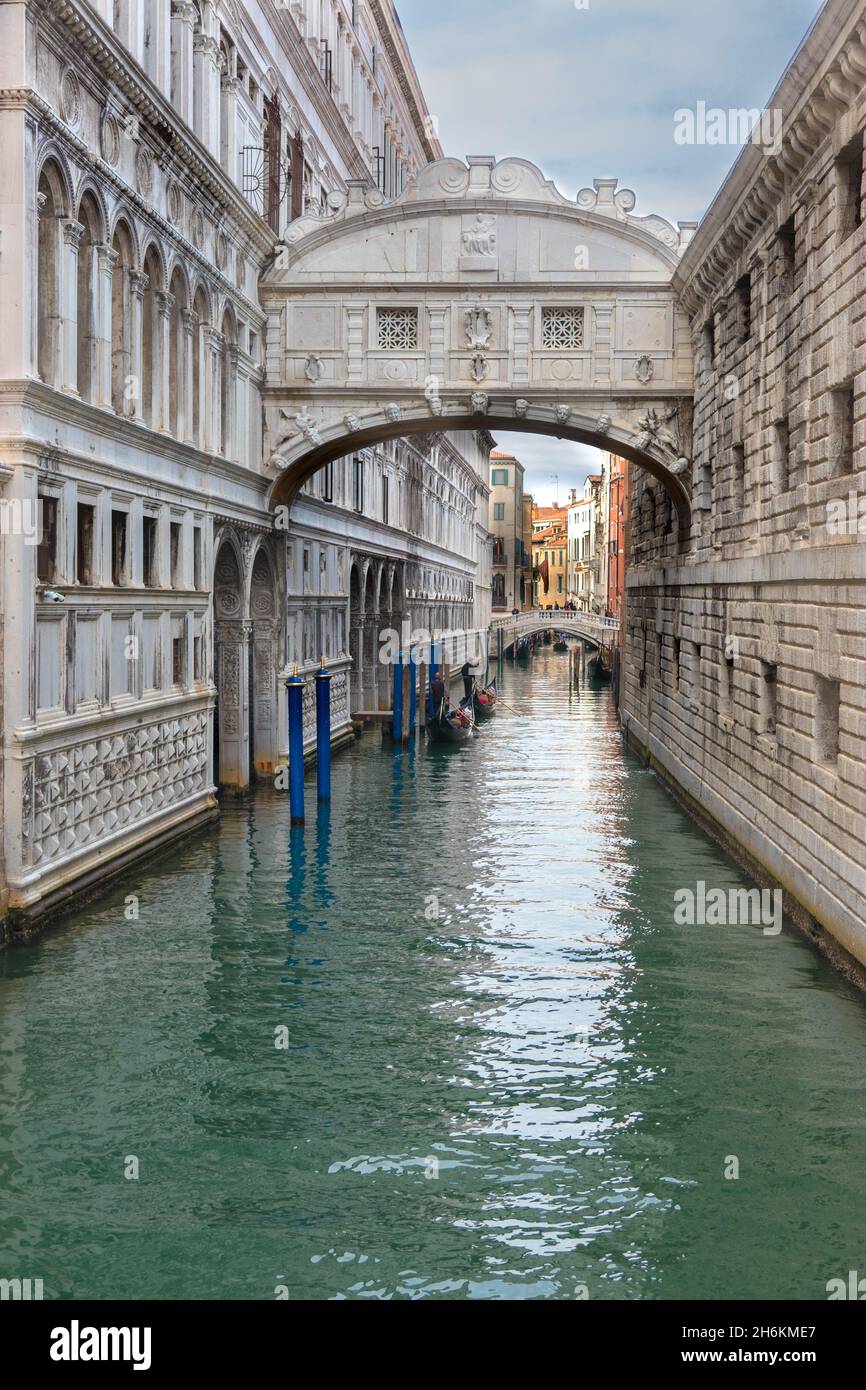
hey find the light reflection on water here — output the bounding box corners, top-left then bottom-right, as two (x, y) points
(1, 648), (866, 1300)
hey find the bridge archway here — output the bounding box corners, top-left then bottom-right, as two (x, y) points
(260, 156), (696, 536)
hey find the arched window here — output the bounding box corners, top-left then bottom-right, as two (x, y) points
(141, 245), (162, 428)
(110, 220), (134, 414)
(76, 193), (102, 402)
(37, 163), (65, 387)
(191, 286), (208, 448)
(168, 267), (187, 438)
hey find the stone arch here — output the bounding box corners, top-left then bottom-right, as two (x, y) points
(74, 177), (109, 237)
(110, 217), (136, 414)
(36, 147), (73, 216)
(248, 542), (279, 777)
(168, 263), (189, 438)
(107, 205), (141, 267)
(190, 283), (210, 448)
(348, 558), (364, 715)
(141, 241), (164, 428)
(261, 157), (696, 542)
(75, 190), (104, 403)
(36, 157), (71, 386)
(212, 531), (248, 790)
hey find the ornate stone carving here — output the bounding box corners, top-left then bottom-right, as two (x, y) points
(554, 403), (571, 425)
(471, 353), (489, 382)
(167, 179), (182, 224)
(460, 214), (497, 269)
(191, 208), (204, 249)
(135, 147), (154, 199)
(304, 353), (324, 382)
(384, 402), (401, 423)
(596, 413), (612, 434)
(216, 231), (229, 270)
(635, 405), (689, 474)
(514, 398), (529, 417)
(464, 303), (493, 350)
(60, 68), (81, 129)
(343, 413), (360, 432)
(470, 391), (489, 414)
(294, 407), (322, 444)
(100, 111), (120, 166)
(635, 354), (655, 384)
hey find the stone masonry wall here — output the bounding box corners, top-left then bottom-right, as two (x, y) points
(622, 0), (866, 976)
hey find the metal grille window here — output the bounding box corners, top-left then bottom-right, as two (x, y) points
(541, 307), (584, 349)
(377, 307), (418, 350)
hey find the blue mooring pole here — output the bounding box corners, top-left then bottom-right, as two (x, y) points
(286, 667), (305, 825)
(315, 659), (332, 802)
(392, 650), (404, 743)
(409, 649), (417, 733)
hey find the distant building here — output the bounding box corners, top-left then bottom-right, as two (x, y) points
(489, 452), (527, 611)
(531, 504), (568, 606)
(565, 476), (604, 611)
(521, 494), (534, 611)
(605, 455), (629, 622)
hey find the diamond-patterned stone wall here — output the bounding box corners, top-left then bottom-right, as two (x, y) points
(22, 711), (210, 868)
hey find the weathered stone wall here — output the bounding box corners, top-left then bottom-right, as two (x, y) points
(622, 0), (866, 975)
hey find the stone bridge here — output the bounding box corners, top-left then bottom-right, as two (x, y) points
(259, 156), (697, 533)
(491, 610), (620, 656)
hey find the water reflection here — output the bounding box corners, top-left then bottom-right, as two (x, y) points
(1, 650), (865, 1300)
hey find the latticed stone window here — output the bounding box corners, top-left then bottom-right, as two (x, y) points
(377, 307), (419, 350)
(541, 307), (584, 349)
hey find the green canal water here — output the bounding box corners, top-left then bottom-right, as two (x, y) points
(2, 646), (866, 1301)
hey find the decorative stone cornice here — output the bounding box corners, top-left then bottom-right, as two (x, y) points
(42, 0), (272, 254)
(675, 1), (866, 307)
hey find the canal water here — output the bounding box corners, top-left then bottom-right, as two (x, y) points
(2, 645), (866, 1302)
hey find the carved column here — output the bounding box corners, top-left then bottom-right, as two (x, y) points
(204, 327), (224, 454)
(156, 290), (174, 432)
(220, 74), (239, 177)
(128, 268), (148, 421)
(224, 342), (240, 459)
(181, 307), (196, 444)
(95, 243), (117, 407)
(171, 2), (196, 126)
(61, 218), (84, 394)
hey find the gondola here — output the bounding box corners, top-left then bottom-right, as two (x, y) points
(553, 635), (568, 653)
(515, 637), (531, 662)
(462, 681), (497, 720)
(427, 699), (474, 743)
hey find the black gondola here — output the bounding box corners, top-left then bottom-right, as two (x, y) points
(427, 699), (474, 743)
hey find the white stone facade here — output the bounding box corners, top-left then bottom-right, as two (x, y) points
(621, 0), (866, 977)
(0, 0), (483, 927)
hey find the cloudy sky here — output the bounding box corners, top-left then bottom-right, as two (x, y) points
(396, 0), (824, 503)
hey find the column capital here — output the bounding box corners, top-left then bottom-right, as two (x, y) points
(181, 307), (198, 333)
(156, 290), (176, 318)
(95, 242), (119, 272)
(62, 218), (85, 250)
(171, 1), (197, 24)
(129, 268), (149, 298)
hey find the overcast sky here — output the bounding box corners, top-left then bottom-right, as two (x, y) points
(396, 0), (824, 503)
